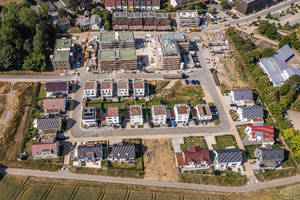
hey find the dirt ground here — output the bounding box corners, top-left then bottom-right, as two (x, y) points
(287, 110), (300, 131)
(143, 139), (179, 182)
(218, 57), (254, 91)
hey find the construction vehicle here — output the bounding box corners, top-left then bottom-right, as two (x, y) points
(82, 23), (93, 59)
(190, 27), (201, 32)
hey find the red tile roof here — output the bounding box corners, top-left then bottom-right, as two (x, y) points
(176, 153), (184, 167)
(31, 141), (58, 156)
(248, 124), (274, 138)
(106, 106), (119, 117)
(176, 105), (189, 115)
(196, 104), (211, 116)
(134, 80), (144, 89)
(182, 146), (210, 166)
(153, 105), (166, 115)
(130, 105), (142, 116)
(102, 81), (112, 89)
(43, 98), (65, 111)
(85, 81), (96, 89)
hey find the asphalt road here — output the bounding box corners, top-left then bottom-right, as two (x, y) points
(1, 167), (300, 193)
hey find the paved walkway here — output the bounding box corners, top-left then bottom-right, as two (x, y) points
(1, 168), (300, 193)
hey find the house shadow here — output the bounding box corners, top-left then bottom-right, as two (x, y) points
(283, 149), (290, 162)
(70, 100), (80, 111)
(62, 141), (73, 156)
(72, 84), (81, 93)
(67, 118), (77, 130)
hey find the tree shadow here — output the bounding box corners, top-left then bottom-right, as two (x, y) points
(0, 164), (8, 181)
(70, 100), (80, 111)
(62, 141), (73, 156)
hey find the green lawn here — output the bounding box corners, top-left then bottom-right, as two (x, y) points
(230, 110), (238, 121)
(244, 145), (258, 159)
(213, 135), (237, 149)
(236, 125), (247, 139)
(180, 136), (206, 151)
(38, 83), (46, 99)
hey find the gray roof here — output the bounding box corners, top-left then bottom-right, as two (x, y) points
(259, 45), (300, 85)
(77, 143), (106, 161)
(231, 89), (253, 101)
(45, 81), (68, 92)
(112, 141), (136, 160)
(91, 14), (101, 24)
(240, 106), (264, 119)
(255, 147), (284, 162)
(215, 148), (245, 163)
(36, 118), (61, 130)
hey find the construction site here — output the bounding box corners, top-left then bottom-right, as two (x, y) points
(98, 32), (137, 71)
(176, 10), (201, 31)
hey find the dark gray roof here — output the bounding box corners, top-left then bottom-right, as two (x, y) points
(215, 148), (245, 163)
(112, 141), (136, 160)
(231, 89), (253, 101)
(274, 45), (294, 61)
(256, 147), (284, 162)
(240, 106), (264, 119)
(36, 118), (61, 130)
(45, 82), (68, 92)
(77, 143), (106, 160)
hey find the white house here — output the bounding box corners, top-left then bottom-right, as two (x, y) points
(81, 106), (98, 128)
(133, 80), (146, 97)
(130, 105), (143, 126)
(106, 106), (120, 127)
(151, 105), (167, 125)
(195, 104), (212, 122)
(84, 81), (98, 99)
(174, 104), (190, 124)
(229, 89), (254, 106)
(245, 124), (275, 146)
(117, 80), (130, 97)
(101, 80), (113, 98)
(213, 149), (245, 170)
(91, 14), (102, 30)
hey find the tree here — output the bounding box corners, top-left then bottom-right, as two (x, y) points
(38, 3), (49, 20)
(283, 128), (296, 139)
(57, 8), (68, 18)
(290, 135), (300, 157)
(18, 7), (39, 35)
(265, 24), (278, 39)
(279, 35), (291, 48)
(261, 47), (275, 58)
(291, 99), (300, 111)
(220, 0), (229, 10)
(209, 8), (217, 15)
(266, 13), (272, 19)
(22, 53), (46, 71)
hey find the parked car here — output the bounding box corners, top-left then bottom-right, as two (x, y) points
(206, 58), (210, 63)
(194, 80), (200, 85)
(195, 61), (201, 68)
(185, 80), (190, 85)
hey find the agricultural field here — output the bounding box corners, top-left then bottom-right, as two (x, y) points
(0, 174), (289, 200)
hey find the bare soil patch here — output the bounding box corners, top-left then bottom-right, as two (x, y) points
(287, 110), (300, 131)
(143, 139), (179, 182)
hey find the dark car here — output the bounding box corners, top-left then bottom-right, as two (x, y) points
(185, 80), (190, 85)
(195, 80), (200, 85)
(191, 80), (196, 85)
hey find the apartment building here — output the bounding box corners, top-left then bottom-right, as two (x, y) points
(174, 104), (190, 124)
(130, 105), (143, 126)
(151, 105), (167, 125)
(50, 38), (73, 71)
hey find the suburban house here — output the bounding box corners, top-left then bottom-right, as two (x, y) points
(91, 14), (102, 30)
(130, 105), (143, 126)
(254, 147), (285, 169)
(31, 141), (60, 159)
(101, 80), (114, 98)
(106, 106), (120, 127)
(110, 141), (136, 162)
(133, 80), (146, 97)
(176, 146), (210, 170)
(54, 17), (71, 30)
(237, 106), (264, 125)
(174, 104), (190, 124)
(42, 98), (66, 114)
(81, 106), (98, 128)
(77, 142), (107, 163)
(45, 81), (69, 97)
(151, 105), (167, 125)
(195, 104), (212, 122)
(230, 89), (254, 106)
(84, 81), (98, 99)
(245, 124), (275, 146)
(259, 45), (300, 86)
(117, 80), (130, 97)
(213, 148), (245, 170)
(34, 117), (62, 133)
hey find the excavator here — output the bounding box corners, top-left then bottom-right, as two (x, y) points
(82, 23), (93, 59)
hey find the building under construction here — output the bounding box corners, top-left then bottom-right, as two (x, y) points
(176, 10), (200, 31)
(159, 33), (189, 70)
(98, 49), (137, 71)
(112, 12), (171, 31)
(99, 32), (135, 49)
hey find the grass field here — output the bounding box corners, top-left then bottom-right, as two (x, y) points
(180, 136), (206, 151)
(0, 174), (295, 200)
(213, 135), (237, 149)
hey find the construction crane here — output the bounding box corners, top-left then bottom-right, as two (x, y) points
(82, 23), (93, 59)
